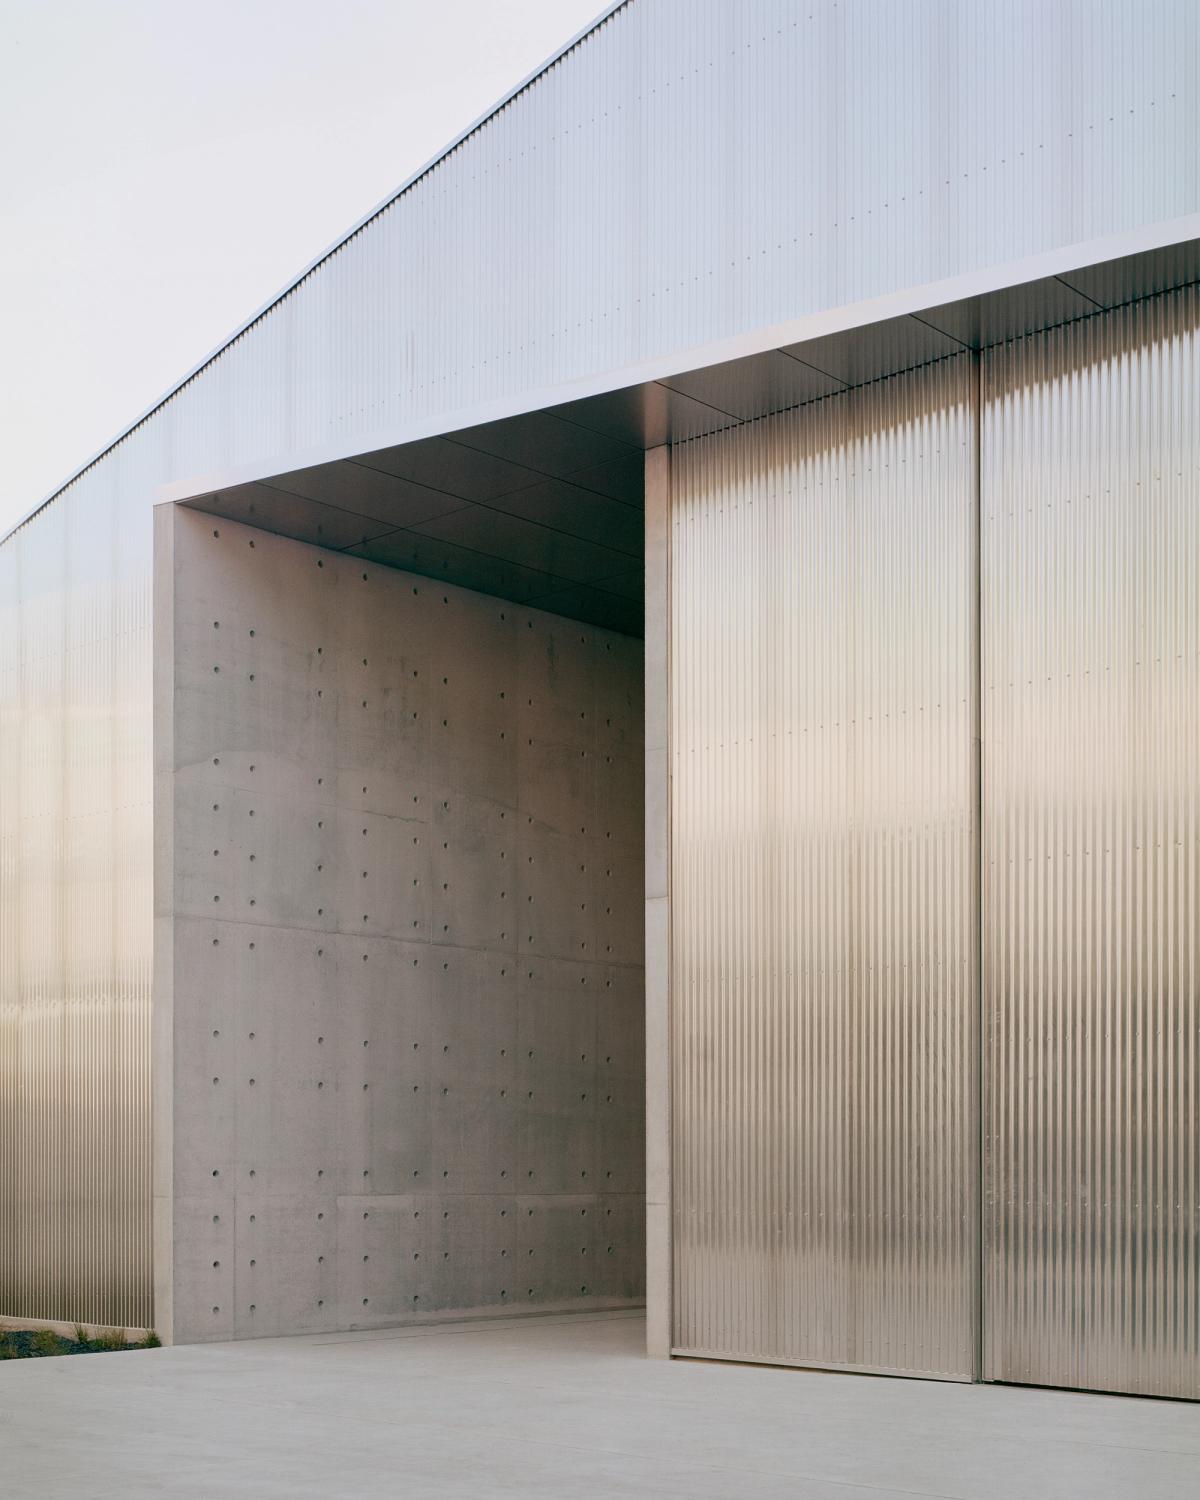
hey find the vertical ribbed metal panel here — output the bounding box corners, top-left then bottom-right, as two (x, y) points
(670, 356), (978, 1377)
(2, 0), (1197, 1356)
(0, 485), (153, 1330)
(10, 1), (1200, 559)
(981, 287), (1200, 1398)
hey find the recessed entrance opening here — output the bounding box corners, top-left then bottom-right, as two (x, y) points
(155, 412), (648, 1341)
(156, 237), (1200, 1390)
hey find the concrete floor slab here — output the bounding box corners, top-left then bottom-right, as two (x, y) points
(3, 1311), (1198, 1498)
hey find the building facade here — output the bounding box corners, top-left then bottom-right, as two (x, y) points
(2, 0), (1198, 1397)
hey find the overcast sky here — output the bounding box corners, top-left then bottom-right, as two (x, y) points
(0, 0), (603, 536)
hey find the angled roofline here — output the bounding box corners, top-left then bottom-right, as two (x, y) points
(2, 0), (630, 547)
(156, 214), (1200, 508)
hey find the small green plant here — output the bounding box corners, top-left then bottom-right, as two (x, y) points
(0, 1323), (162, 1359)
(0, 1328), (76, 1357)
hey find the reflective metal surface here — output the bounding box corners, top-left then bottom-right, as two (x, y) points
(173, 246), (1200, 637)
(1, 0), (1198, 1368)
(981, 285), (1200, 1399)
(11, 0), (1200, 557)
(0, 482), (153, 1330)
(669, 357), (979, 1377)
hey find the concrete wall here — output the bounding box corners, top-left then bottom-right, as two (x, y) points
(154, 505), (644, 1343)
(643, 447), (671, 1358)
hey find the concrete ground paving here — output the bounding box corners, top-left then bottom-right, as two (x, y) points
(3, 1309), (1198, 1498)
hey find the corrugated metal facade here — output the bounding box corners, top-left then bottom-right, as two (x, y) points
(0, 482), (153, 1329)
(981, 286), (1200, 1399)
(1, 0), (1198, 1362)
(10, 0), (1198, 553)
(669, 358), (979, 1376)
(668, 284), (1200, 1396)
